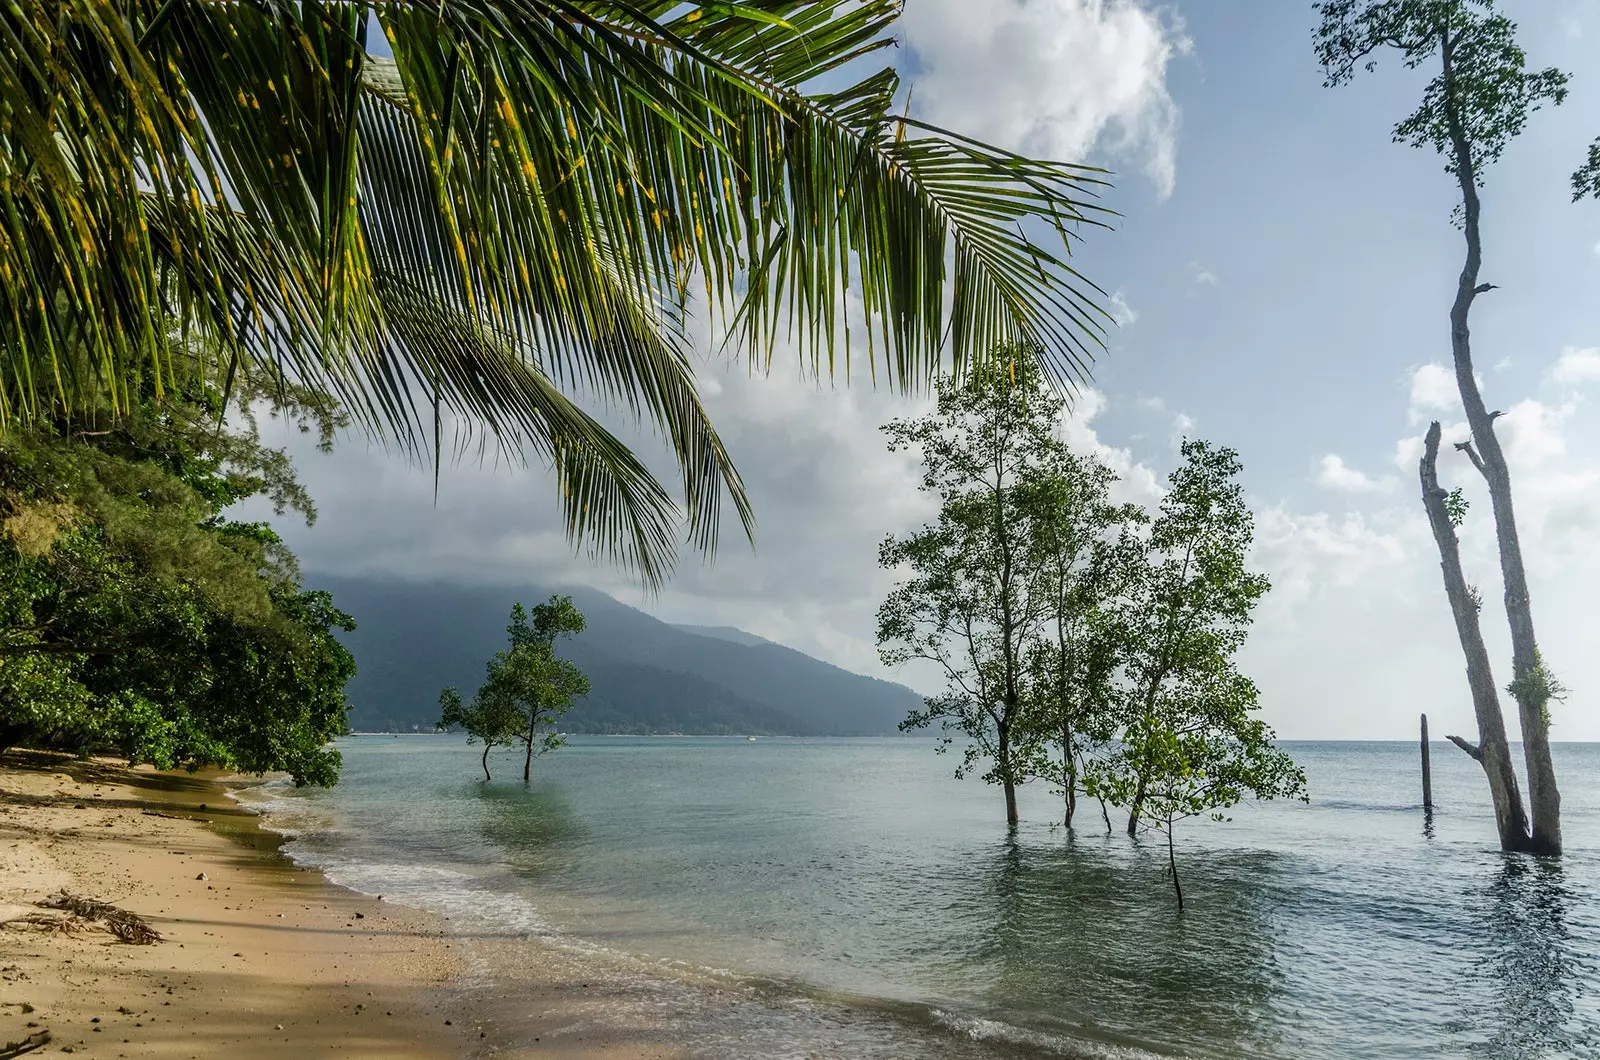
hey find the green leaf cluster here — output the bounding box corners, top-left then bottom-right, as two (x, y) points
(0, 383), (355, 786)
(1314, 0), (1568, 189)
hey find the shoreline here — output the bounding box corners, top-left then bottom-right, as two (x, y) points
(0, 750), (472, 1058)
(0, 751), (699, 1059)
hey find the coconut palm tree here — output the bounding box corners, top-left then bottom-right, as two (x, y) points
(1, 1), (1114, 584)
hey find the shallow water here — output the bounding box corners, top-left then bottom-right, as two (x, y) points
(235, 737), (1600, 1058)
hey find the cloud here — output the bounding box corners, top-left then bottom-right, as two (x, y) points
(1493, 357), (1513, 372)
(1188, 261), (1219, 286)
(1250, 507), (1411, 616)
(1498, 399), (1573, 468)
(1315, 454), (1397, 494)
(900, 0), (1187, 198)
(1108, 290), (1138, 327)
(1549, 346), (1600, 384)
(1407, 363), (1458, 420)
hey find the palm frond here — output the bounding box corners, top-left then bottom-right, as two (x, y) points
(1, 1), (1116, 585)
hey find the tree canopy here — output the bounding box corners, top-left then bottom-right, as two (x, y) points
(439, 597), (591, 781)
(0, 374), (355, 785)
(879, 361), (1303, 903)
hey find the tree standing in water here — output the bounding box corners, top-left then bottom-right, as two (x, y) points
(439, 597), (590, 782)
(1021, 454), (1144, 828)
(1315, 0), (1569, 853)
(877, 350), (1069, 826)
(1086, 441), (1305, 907)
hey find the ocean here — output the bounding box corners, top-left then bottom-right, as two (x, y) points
(232, 737), (1600, 1059)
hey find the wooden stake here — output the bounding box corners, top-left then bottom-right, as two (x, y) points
(1421, 713), (1433, 811)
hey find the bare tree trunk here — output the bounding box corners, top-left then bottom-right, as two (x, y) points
(997, 718), (1019, 826)
(1420, 422), (1533, 852)
(1126, 765), (1148, 837)
(1166, 816), (1183, 913)
(481, 743), (492, 782)
(1061, 719), (1077, 827)
(523, 712), (537, 784)
(1441, 41), (1561, 854)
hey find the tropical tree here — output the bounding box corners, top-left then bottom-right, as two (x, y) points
(0, 376), (355, 785)
(1088, 441), (1297, 836)
(437, 686), (524, 783)
(2, 1), (1117, 586)
(1019, 452), (1143, 828)
(877, 350), (1073, 826)
(1085, 440), (1305, 908)
(1315, 0), (1567, 854)
(439, 597), (590, 782)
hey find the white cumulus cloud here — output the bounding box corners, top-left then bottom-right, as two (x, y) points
(1549, 347), (1600, 384)
(1108, 290), (1138, 327)
(1408, 363), (1459, 420)
(1316, 454), (1397, 494)
(901, 0), (1187, 198)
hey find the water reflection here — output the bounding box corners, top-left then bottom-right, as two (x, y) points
(472, 779), (584, 880)
(1462, 858), (1584, 1059)
(972, 834), (1288, 1059)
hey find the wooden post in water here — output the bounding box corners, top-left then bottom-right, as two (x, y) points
(1420, 713), (1433, 811)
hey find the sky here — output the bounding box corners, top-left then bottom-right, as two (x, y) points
(243, 0), (1600, 742)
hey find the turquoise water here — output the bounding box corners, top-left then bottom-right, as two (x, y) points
(236, 737), (1600, 1058)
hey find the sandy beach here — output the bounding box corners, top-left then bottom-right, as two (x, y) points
(0, 750), (472, 1058)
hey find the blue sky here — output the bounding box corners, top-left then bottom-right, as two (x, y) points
(248, 1), (1600, 741)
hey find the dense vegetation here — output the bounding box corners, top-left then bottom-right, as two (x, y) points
(878, 352), (1306, 907)
(0, 379), (354, 785)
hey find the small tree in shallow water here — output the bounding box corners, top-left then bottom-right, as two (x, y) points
(1085, 441), (1306, 909)
(439, 598), (590, 782)
(876, 352), (1070, 826)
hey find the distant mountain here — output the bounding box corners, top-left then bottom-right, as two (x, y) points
(673, 624), (771, 648)
(313, 577), (923, 736)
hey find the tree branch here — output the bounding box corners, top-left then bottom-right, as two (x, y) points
(1447, 734), (1483, 761)
(1472, 283), (1498, 295)
(1454, 440), (1489, 479)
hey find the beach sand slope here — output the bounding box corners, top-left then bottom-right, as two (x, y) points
(0, 751), (467, 1058)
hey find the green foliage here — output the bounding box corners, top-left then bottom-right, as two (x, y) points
(1314, 1), (1568, 192)
(1506, 652), (1567, 729)
(438, 597), (591, 780)
(877, 350), (1076, 810)
(0, 387), (355, 786)
(1085, 440), (1304, 828)
(1573, 136), (1600, 201)
(879, 367), (1303, 896)
(2, 1), (1120, 587)
(1444, 486), (1469, 528)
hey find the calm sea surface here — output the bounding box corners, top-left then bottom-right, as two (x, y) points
(234, 737), (1600, 1059)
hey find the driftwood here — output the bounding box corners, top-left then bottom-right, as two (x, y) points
(36, 891), (162, 944)
(0, 1031), (50, 1059)
(1, 912), (78, 936)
